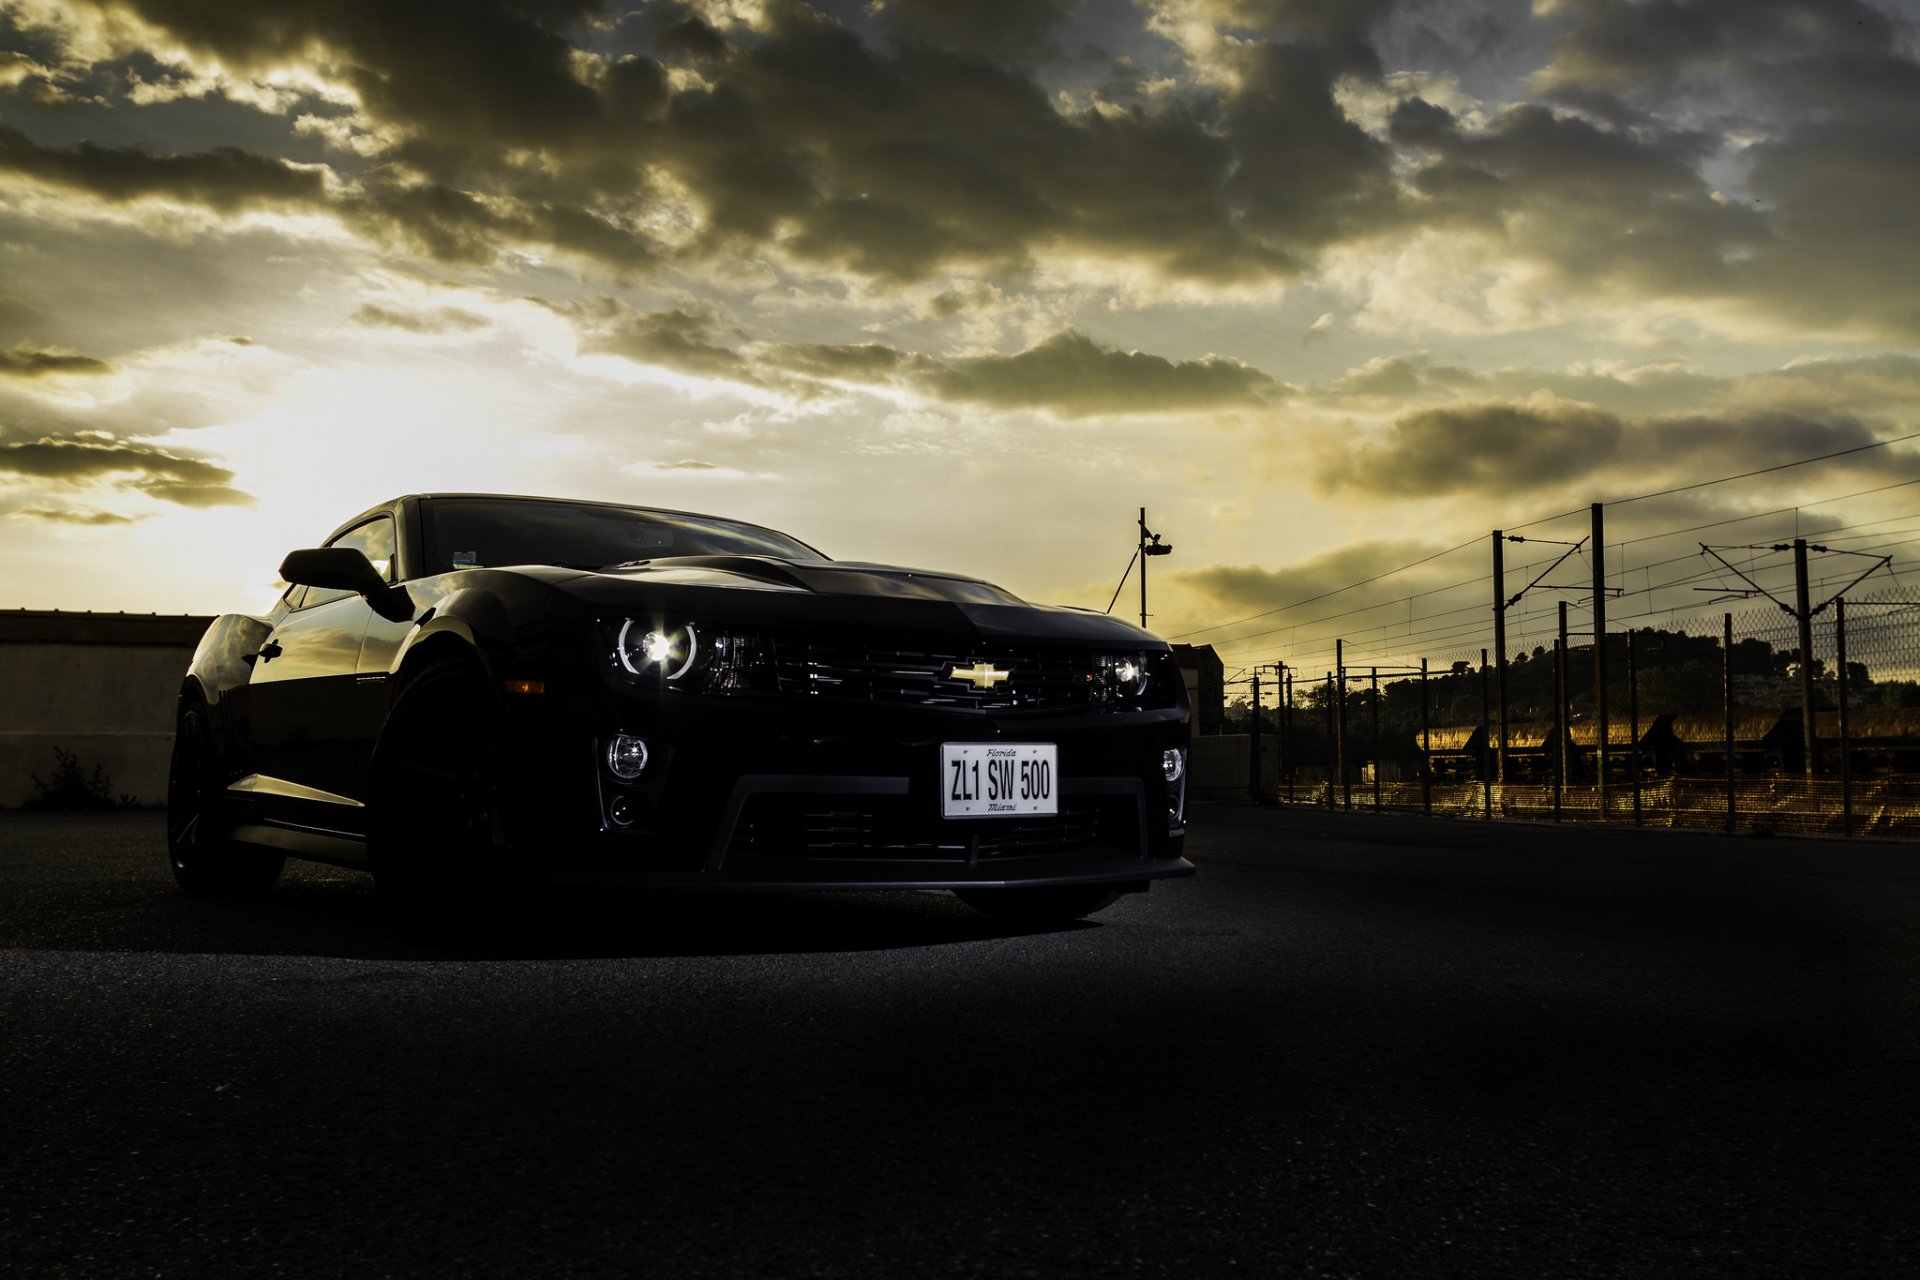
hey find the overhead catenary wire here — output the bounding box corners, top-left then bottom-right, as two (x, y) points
(1233, 549), (1920, 672)
(1177, 456), (1920, 647)
(1205, 484), (1917, 664)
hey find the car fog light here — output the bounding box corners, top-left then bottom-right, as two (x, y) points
(1163, 747), (1185, 784)
(607, 735), (649, 780)
(608, 795), (636, 827)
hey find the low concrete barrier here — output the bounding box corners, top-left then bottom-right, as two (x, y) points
(1, 613), (206, 808)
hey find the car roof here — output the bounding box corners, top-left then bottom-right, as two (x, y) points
(344, 492), (780, 529)
(326, 493), (813, 556)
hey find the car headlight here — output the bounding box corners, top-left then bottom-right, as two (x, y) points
(1101, 652), (1152, 700)
(612, 619), (765, 692)
(617, 620), (701, 680)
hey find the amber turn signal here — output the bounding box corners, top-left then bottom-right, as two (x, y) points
(503, 678), (545, 695)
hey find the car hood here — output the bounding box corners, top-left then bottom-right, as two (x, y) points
(551, 555), (1163, 646)
(594, 555), (1021, 603)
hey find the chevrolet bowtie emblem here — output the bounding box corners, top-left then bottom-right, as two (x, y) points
(949, 661), (1011, 689)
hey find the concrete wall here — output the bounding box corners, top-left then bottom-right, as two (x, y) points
(1188, 733), (1282, 796)
(2, 638), (196, 808)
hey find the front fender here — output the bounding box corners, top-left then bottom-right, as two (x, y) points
(384, 581), (522, 680)
(183, 613), (272, 780)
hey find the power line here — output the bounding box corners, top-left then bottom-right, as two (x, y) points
(1174, 451), (1920, 645)
(1606, 432), (1920, 508)
(1166, 535), (1482, 640)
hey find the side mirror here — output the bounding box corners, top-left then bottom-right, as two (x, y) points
(280, 547), (388, 598)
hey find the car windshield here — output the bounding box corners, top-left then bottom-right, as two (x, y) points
(420, 498), (826, 574)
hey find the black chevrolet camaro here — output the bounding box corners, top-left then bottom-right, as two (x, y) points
(167, 494), (1194, 923)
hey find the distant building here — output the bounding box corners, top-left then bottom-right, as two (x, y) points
(1170, 643), (1225, 735)
(1, 610), (211, 808)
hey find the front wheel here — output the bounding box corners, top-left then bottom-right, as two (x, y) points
(166, 701), (283, 895)
(952, 884), (1121, 926)
(368, 657), (511, 923)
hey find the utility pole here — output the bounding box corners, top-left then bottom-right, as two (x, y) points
(1492, 531), (1509, 783)
(1139, 508), (1149, 629)
(1137, 508), (1173, 632)
(1336, 639), (1350, 810)
(1558, 598), (1571, 790)
(1280, 663), (1292, 804)
(1324, 673), (1336, 810)
(1248, 666), (1263, 803)
(1592, 503), (1609, 817)
(1701, 536), (1891, 780)
(1793, 537), (1817, 776)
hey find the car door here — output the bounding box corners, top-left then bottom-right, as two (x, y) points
(246, 516), (396, 829)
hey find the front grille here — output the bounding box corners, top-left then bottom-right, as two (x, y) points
(773, 639), (1111, 711)
(729, 795), (1126, 861)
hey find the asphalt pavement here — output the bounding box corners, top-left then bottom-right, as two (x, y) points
(2, 805), (1915, 1277)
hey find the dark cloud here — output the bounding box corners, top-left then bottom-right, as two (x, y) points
(762, 341), (927, 382)
(545, 297), (753, 382)
(1329, 353), (1482, 399)
(1398, 102), (1768, 299)
(1173, 537), (1459, 622)
(925, 331), (1276, 416)
(0, 435), (253, 507)
(117, 0), (605, 158)
(1322, 397), (1622, 496)
(0, 124), (326, 212)
(1193, 0), (1399, 75)
(1320, 398), (1885, 497)
(1526, 0), (1920, 337)
(546, 304), (1277, 414)
(872, 0), (1081, 64)
(1533, 0), (1896, 106)
(349, 303), (488, 334)
(0, 345), (110, 378)
(14, 0), (1400, 286)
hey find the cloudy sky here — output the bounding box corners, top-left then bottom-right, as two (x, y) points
(2, 0), (1917, 675)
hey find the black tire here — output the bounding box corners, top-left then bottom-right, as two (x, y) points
(952, 884), (1121, 926)
(368, 656), (511, 923)
(166, 701), (283, 895)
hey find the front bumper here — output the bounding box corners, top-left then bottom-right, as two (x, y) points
(497, 688), (1193, 891)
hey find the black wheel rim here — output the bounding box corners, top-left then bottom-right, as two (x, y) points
(374, 668), (504, 894)
(166, 710), (208, 865)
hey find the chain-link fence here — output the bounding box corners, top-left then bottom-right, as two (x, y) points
(1239, 588), (1920, 837)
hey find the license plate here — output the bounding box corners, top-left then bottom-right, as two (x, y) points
(941, 743), (1058, 818)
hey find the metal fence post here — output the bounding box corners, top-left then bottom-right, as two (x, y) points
(1480, 648), (1492, 820)
(1370, 665), (1381, 811)
(1337, 641), (1350, 811)
(1420, 657), (1431, 817)
(1627, 629), (1642, 827)
(1284, 669), (1295, 805)
(1837, 597), (1852, 837)
(1325, 672), (1336, 811)
(1724, 612), (1735, 835)
(1248, 667), (1262, 804)
(1553, 636), (1564, 822)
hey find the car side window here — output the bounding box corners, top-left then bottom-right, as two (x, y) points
(297, 516), (396, 611)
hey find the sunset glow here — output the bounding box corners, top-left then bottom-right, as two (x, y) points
(2, 0), (1916, 671)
